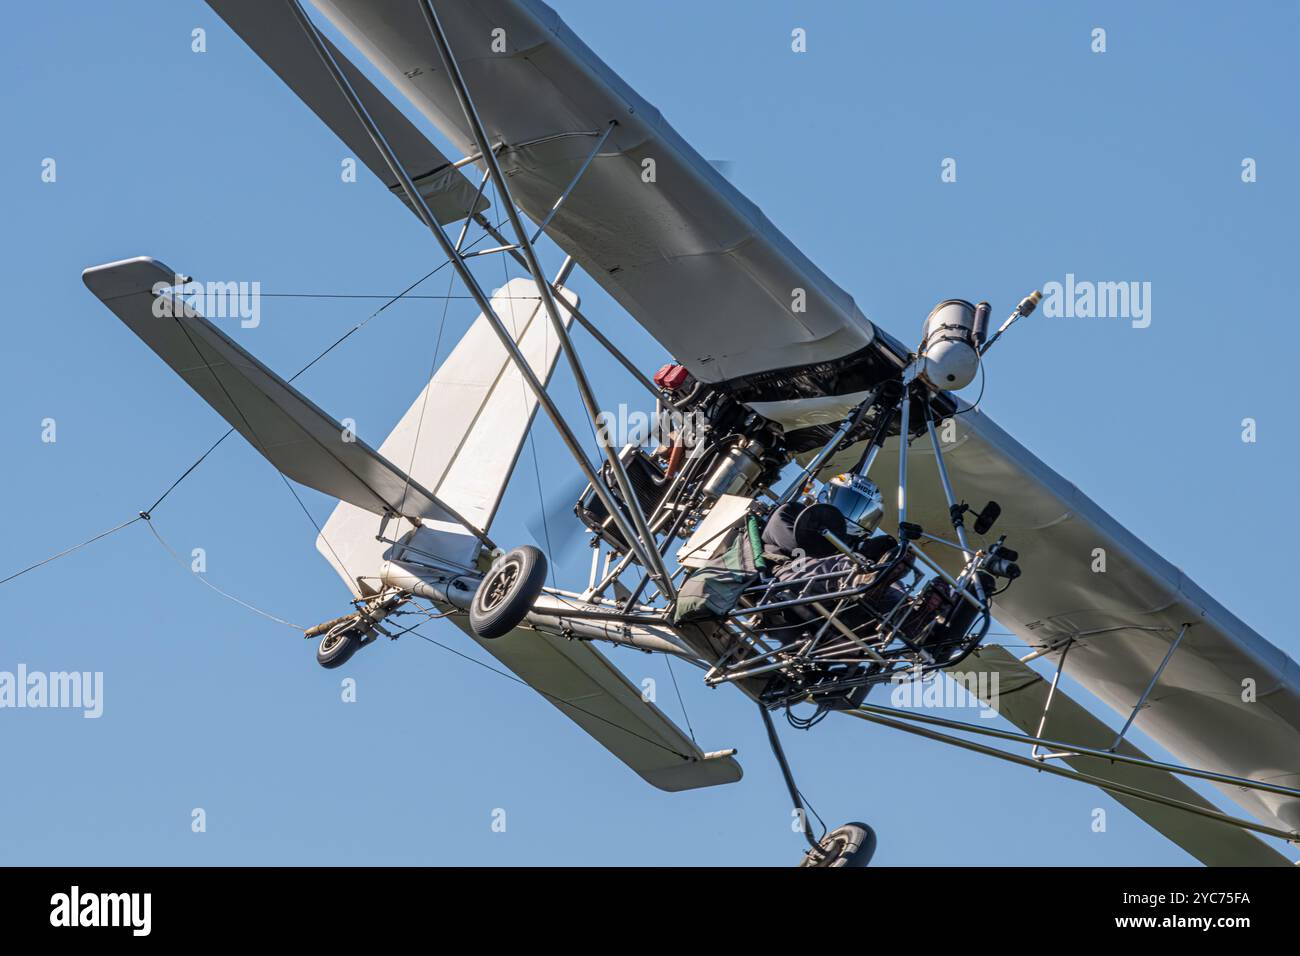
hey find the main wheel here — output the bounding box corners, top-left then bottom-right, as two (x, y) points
(797, 822), (877, 867)
(316, 621), (363, 669)
(470, 545), (548, 639)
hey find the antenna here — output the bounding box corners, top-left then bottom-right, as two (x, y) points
(979, 290), (1042, 356)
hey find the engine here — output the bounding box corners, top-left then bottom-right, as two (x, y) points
(573, 362), (788, 550)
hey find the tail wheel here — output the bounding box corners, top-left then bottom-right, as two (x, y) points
(470, 546), (548, 639)
(798, 822), (877, 868)
(316, 621), (363, 669)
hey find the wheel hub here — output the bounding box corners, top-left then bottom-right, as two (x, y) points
(482, 560), (520, 611)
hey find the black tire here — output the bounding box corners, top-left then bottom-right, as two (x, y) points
(797, 822), (877, 868)
(470, 546), (548, 639)
(316, 623), (362, 669)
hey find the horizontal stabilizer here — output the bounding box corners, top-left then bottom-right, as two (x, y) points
(83, 257), (482, 538)
(445, 615), (742, 792)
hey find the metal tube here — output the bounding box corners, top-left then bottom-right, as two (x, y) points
(820, 529), (870, 566)
(531, 122), (616, 243)
(584, 444), (703, 596)
(1017, 625), (1171, 665)
(527, 599), (695, 657)
(906, 542), (984, 611)
(586, 543), (601, 592)
(925, 412), (969, 554)
(287, 0), (663, 582)
(725, 584), (872, 617)
(1017, 638), (1072, 665)
(741, 568), (852, 592)
(1107, 624), (1188, 752)
(454, 167), (491, 252)
(847, 699), (1300, 806)
(924, 407), (987, 606)
(712, 656), (804, 684)
(776, 398), (871, 507)
(474, 212), (675, 410)
(585, 547), (637, 600)
(1031, 637), (1074, 759)
(551, 254), (577, 289)
(450, 129), (605, 173)
(810, 601), (889, 663)
(842, 706), (1300, 844)
(855, 442), (882, 480)
(416, 0), (675, 599)
(759, 704), (823, 853)
(460, 243), (520, 259)
(382, 561), (696, 658)
(526, 605), (665, 625)
(915, 531), (975, 555)
(897, 383), (911, 529)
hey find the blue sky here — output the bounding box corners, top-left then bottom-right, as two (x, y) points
(2, 0), (1297, 865)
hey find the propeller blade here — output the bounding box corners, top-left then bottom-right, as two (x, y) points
(525, 472), (591, 557)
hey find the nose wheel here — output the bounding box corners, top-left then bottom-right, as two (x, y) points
(798, 822), (877, 867)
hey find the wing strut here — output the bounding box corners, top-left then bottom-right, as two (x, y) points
(411, 0), (677, 602)
(841, 693), (1299, 864)
(284, 0), (670, 593)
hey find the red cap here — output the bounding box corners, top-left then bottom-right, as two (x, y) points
(654, 363), (691, 391)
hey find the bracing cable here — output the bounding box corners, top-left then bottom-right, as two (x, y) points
(405, 622), (694, 761)
(2, 225), (510, 590)
(0, 515), (144, 587)
(143, 516), (304, 630)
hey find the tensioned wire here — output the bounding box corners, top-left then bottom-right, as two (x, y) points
(0, 223), (508, 589)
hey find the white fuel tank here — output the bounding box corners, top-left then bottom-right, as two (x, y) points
(919, 299), (980, 391)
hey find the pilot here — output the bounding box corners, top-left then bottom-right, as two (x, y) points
(761, 474), (894, 563)
(759, 475), (906, 628)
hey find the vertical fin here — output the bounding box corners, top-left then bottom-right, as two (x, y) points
(317, 277), (577, 595)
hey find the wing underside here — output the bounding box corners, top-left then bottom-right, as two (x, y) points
(445, 614), (742, 792)
(863, 410), (1300, 835)
(310, 0), (878, 383)
(207, 0), (487, 225)
(956, 645), (1292, 865)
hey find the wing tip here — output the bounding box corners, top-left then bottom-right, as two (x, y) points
(82, 256), (180, 300)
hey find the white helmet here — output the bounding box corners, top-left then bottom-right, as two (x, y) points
(819, 473), (884, 536)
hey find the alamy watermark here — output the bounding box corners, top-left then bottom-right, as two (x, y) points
(889, 669), (1000, 718)
(1041, 273), (1151, 328)
(0, 664), (103, 718)
(152, 273), (261, 328)
(50, 886), (150, 936)
(595, 403), (709, 451)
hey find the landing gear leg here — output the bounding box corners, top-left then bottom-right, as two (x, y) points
(759, 704), (877, 868)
